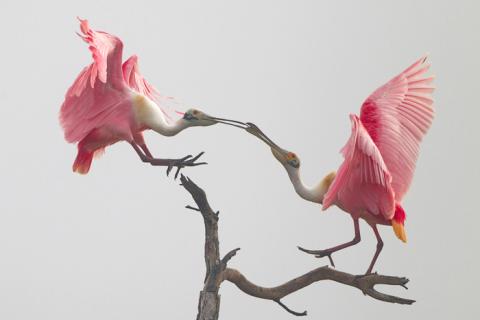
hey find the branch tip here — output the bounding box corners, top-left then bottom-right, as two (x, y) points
(185, 205), (200, 211)
(274, 299), (307, 317)
(221, 248), (241, 266)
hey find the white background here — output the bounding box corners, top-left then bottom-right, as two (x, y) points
(0, 0), (478, 319)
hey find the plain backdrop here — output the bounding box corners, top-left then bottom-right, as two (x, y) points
(0, 0), (478, 319)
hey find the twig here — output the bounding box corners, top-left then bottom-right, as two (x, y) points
(275, 299), (307, 317)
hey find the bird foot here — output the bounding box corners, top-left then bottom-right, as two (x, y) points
(297, 246), (336, 267)
(143, 151), (207, 178)
(165, 152), (207, 179)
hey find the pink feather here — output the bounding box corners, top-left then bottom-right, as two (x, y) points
(59, 19), (178, 174)
(122, 55), (179, 123)
(359, 56), (435, 201)
(324, 56), (434, 222)
(60, 18), (129, 144)
(323, 114), (396, 220)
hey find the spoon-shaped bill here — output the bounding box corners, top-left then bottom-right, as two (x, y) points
(245, 122), (282, 150)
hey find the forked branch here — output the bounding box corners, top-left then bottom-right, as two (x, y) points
(223, 267), (414, 308)
(179, 175), (414, 319)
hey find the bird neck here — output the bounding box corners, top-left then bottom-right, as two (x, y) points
(149, 118), (189, 137)
(133, 94), (190, 136)
(285, 167), (328, 204)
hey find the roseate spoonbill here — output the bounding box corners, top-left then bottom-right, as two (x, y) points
(246, 56), (434, 274)
(60, 19), (243, 176)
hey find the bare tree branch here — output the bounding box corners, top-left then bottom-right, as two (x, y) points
(179, 174), (414, 320)
(180, 174), (219, 287)
(222, 267), (415, 306)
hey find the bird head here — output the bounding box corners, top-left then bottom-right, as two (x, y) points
(182, 108), (215, 126)
(272, 148), (301, 169)
(246, 122), (301, 171)
(182, 108), (248, 129)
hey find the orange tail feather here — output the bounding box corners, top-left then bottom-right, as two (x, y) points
(392, 204), (407, 243)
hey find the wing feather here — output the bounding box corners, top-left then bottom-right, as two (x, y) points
(360, 56), (435, 201)
(60, 19), (129, 143)
(122, 55), (180, 124)
(323, 115), (395, 219)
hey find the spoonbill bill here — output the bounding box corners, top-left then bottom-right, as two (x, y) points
(60, 19), (243, 176)
(246, 56), (434, 274)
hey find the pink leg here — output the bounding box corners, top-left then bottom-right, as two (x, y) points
(298, 218), (360, 267)
(365, 224), (384, 274)
(140, 144), (153, 158)
(130, 142), (206, 178)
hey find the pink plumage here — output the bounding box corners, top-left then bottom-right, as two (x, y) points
(323, 114), (396, 220)
(247, 55), (435, 273)
(122, 55), (177, 123)
(60, 19), (181, 174)
(324, 56), (435, 242)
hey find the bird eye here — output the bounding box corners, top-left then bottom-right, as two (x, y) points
(192, 110), (198, 115)
(288, 158), (299, 168)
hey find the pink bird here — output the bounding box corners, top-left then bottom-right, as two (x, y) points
(60, 19), (242, 176)
(246, 56), (434, 274)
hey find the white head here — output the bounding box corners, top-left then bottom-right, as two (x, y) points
(182, 108), (216, 126)
(246, 122), (300, 171)
(271, 147), (301, 172)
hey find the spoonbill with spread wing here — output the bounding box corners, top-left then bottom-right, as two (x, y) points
(246, 56), (434, 273)
(60, 19), (243, 176)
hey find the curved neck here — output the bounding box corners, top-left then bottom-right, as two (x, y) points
(133, 93), (190, 137)
(285, 167), (328, 204)
(149, 118), (189, 137)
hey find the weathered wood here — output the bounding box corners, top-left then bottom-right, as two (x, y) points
(222, 267), (415, 306)
(179, 174), (414, 319)
(196, 291), (221, 320)
(181, 175), (223, 320)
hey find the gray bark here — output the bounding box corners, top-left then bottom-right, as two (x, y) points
(179, 175), (414, 319)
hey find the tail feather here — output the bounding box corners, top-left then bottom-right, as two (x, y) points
(73, 148), (94, 174)
(392, 204), (407, 243)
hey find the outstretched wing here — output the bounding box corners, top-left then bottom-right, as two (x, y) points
(323, 115), (395, 220)
(360, 56), (435, 201)
(122, 55), (180, 124)
(60, 18), (128, 143)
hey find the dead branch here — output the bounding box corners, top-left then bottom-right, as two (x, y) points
(223, 267), (414, 308)
(179, 174), (414, 320)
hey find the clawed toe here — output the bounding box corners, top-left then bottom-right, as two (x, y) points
(297, 246), (336, 267)
(165, 152), (208, 179)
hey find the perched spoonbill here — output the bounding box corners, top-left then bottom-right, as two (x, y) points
(246, 56), (434, 274)
(60, 19), (243, 176)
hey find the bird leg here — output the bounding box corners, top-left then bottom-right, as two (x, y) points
(365, 224), (384, 275)
(298, 218), (360, 268)
(140, 144), (154, 158)
(130, 143), (207, 179)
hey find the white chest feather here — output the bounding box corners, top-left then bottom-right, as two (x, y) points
(131, 93), (186, 136)
(132, 93), (164, 127)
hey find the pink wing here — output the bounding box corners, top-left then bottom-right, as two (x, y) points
(323, 115), (396, 220)
(60, 18), (129, 143)
(122, 55), (179, 123)
(122, 55), (161, 102)
(360, 56), (435, 201)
